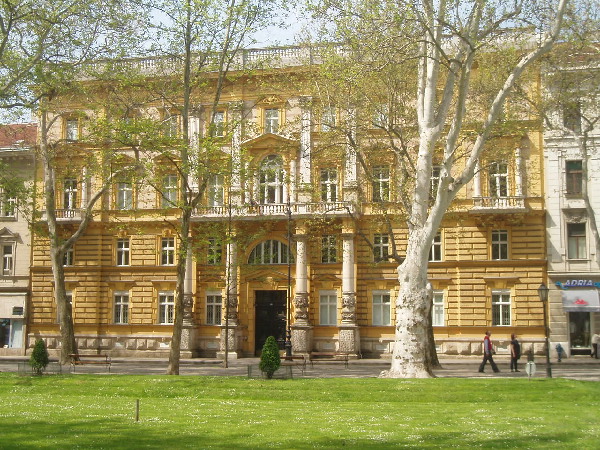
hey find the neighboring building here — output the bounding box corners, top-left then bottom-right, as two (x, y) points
(0, 123), (36, 354)
(27, 48), (549, 358)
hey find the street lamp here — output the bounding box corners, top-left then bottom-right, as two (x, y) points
(537, 282), (552, 378)
(284, 200), (292, 357)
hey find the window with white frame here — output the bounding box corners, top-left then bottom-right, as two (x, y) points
(116, 181), (132, 210)
(158, 291), (175, 324)
(116, 238), (130, 266)
(372, 166), (390, 202)
(320, 168), (337, 202)
(0, 187), (16, 217)
(248, 240), (292, 264)
(113, 292), (129, 324)
(567, 222), (587, 259)
(321, 235), (337, 263)
(162, 174), (178, 208)
(565, 160), (583, 196)
(66, 119), (79, 141)
(491, 230), (508, 260)
(161, 237), (175, 265)
(489, 161), (509, 197)
(259, 155), (285, 204)
(208, 174), (224, 206)
(429, 231), (442, 262)
(207, 237), (222, 265)
(319, 291), (337, 325)
(2, 243), (14, 276)
(264, 108), (279, 134)
(63, 178), (78, 210)
(492, 290), (511, 326)
(321, 106), (336, 132)
(63, 248), (74, 266)
(163, 113), (180, 138)
(372, 290), (391, 326)
(373, 233), (389, 262)
(206, 292), (222, 325)
(211, 111), (225, 137)
(432, 291), (444, 327)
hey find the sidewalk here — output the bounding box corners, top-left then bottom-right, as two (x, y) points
(1, 355), (598, 380)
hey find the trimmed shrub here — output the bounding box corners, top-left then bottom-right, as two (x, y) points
(29, 339), (50, 375)
(259, 336), (281, 379)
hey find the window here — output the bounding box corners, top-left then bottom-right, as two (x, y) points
(206, 292), (222, 325)
(432, 291), (444, 327)
(491, 230), (508, 260)
(492, 291), (511, 326)
(211, 111), (225, 137)
(429, 232), (442, 262)
(159, 291), (175, 324)
(372, 166), (390, 202)
(321, 106), (336, 132)
(321, 235), (337, 263)
(489, 161), (509, 197)
(66, 119), (79, 141)
(565, 160), (583, 196)
(373, 233), (389, 262)
(264, 108), (279, 134)
(319, 291), (337, 325)
(0, 188), (16, 217)
(2, 244), (13, 276)
(63, 178), (78, 210)
(207, 238), (222, 265)
(320, 169), (337, 202)
(208, 174), (224, 206)
(563, 100), (582, 133)
(567, 223), (587, 259)
(259, 155), (285, 204)
(164, 113), (180, 138)
(116, 181), (132, 210)
(373, 291), (391, 326)
(161, 174), (178, 208)
(63, 248), (74, 266)
(248, 240), (292, 265)
(116, 238), (130, 266)
(161, 237), (175, 265)
(114, 292), (129, 324)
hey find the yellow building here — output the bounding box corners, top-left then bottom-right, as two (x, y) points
(28, 48), (549, 358)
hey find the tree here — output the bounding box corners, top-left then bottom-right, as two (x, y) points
(259, 335), (281, 378)
(306, 0), (569, 377)
(29, 338), (49, 375)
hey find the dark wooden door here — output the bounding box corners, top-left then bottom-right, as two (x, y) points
(254, 290), (287, 355)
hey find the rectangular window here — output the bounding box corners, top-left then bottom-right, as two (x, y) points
(565, 160), (583, 196)
(0, 188), (16, 217)
(321, 106), (336, 132)
(159, 291), (175, 324)
(319, 291), (337, 325)
(66, 119), (79, 141)
(116, 238), (130, 266)
(63, 178), (78, 210)
(489, 161), (509, 197)
(206, 292), (222, 325)
(372, 166), (390, 202)
(211, 111), (225, 137)
(161, 237), (175, 265)
(207, 238), (222, 265)
(492, 291), (511, 326)
(2, 244), (13, 275)
(567, 223), (587, 259)
(63, 248), (74, 266)
(491, 230), (508, 260)
(429, 232), (442, 262)
(162, 174), (178, 208)
(208, 174), (224, 206)
(432, 291), (444, 327)
(114, 292), (129, 324)
(372, 291), (391, 326)
(321, 235), (337, 263)
(320, 168), (337, 202)
(264, 108), (279, 134)
(373, 233), (389, 262)
(116, 182), (132, 210)
(163, 113), (180, 138)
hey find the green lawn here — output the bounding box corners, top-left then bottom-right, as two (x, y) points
(0, 373), (598, 449)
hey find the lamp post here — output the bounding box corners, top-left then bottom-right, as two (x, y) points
(284, 200), (292, 357)
(537, 282), (552, 378)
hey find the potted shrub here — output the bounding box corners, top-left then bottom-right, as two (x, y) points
(259, 336), (281, 379)
(29, 339), (49, 375)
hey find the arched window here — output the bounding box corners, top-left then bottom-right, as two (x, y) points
(258, 155), (285, 204)
(248, 240), (293, 264)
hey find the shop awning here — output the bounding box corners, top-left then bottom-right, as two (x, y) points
(562, 289), (600, 312)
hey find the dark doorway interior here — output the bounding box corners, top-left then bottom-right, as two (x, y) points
(255, 290), (287, 355)
(569, 311), (591, 355)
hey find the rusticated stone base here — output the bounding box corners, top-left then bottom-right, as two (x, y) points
(291, 325), (313, 354)
(338, 325), (360, 357)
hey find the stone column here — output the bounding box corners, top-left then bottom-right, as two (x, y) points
(297, 96), (312, 204)
(515, 147), (524, 197)
(229, 101), (244, 205)
(344, 108), (359, 203)
(218, 240), (239, 360)
(339, 229), (360, 357)
(180, 239), (196, 357)
(473, 160), (482, 198)
(291, 229), (312, 353)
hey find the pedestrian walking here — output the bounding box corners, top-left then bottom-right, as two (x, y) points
(591, 333), (599, 359)
(478, 330), (500, 373)
(510, 333), (521, 372)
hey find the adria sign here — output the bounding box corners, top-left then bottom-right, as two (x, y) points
(555, 280), (600, 290)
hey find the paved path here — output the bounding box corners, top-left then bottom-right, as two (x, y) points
(2, 355), (598, 380)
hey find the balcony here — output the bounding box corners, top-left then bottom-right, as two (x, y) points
(471, 196), (528, 214)
(192, 201), (355, 221)
(40, 209), (86, 222)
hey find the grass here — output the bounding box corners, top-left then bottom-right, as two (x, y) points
(0, 373), (599, 449)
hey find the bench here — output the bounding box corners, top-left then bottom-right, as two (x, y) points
(69, 354), (111, 372)
(280, 355), (307, 374)
(309, 352), (349, 368)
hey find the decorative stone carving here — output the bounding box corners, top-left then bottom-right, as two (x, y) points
(182, 293), (194, 326)
(294, 292), (309, 323)
(341, 292), (357, 323)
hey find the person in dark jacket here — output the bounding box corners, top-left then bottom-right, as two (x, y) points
(510, 333), (521, 372)
(478, 330), (500, 373)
